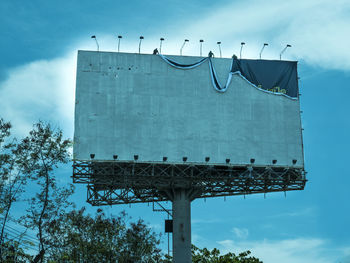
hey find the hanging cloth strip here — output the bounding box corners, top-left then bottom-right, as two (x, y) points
(158, 54), (231, 92)
(158, 54), (208, 69)
(208, 57), (233, 93)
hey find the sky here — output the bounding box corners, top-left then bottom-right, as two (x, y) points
(1, 0), (350, 262)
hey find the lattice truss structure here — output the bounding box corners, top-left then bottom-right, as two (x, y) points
(72, 161), (306, 206)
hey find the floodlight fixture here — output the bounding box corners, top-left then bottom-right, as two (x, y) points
(117, 35), (122, 52)
(279, 44), (291, 60)
(183, 156), (188, 162)
(250, 158), (255, 164)
(292, 159), (297, 165)
(217, 41), (222, 58)
(205, 156), (210, 162)
(160, 37), (165, 54)
(199, 39), (204, 57)
(90, 153), (95, 159)
(134, 155), (139, 161)
(226, 158), (230, 164)
(163, 156), (168, 162)
(139, 36), (144, 54)
(180, 39), (189, 55)
(240, 42), (245, 59)
(272, 159), (277, 164)
(113, 155), (118, 160)
(91, 35), (99, 51)
(259, 43), (268, 59)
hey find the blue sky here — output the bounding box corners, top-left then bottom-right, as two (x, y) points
(1, 0), (350, 262)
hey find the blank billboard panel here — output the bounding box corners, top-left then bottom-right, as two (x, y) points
(74, 51), (304, 168)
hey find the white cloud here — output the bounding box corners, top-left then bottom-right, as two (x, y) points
(217, 238), (349, 263)
(0, 52), (76, 137)
(169, 0), (350, 70)
(74, 0), (350, 72)
(2, 0), (348, 138)
(232, 227), (249, 239)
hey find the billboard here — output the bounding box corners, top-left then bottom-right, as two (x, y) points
(74, 51), (304, 168)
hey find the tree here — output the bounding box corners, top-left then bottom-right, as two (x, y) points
(0, 119), (29, 261)
(16, 122), (74, 263)
(44, 208), (165, 263)
(0, 240), (32, 263)
(192, 245), (263, 263)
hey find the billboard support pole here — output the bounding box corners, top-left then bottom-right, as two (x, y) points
(172, 189), (192, 263)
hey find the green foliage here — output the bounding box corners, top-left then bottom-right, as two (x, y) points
(0, 118), (13, 184)
(0, 118), (29, 261)
(0, 118), (20, 213)
(14, 121), (72, 175)
(0, 119), (74, 262)
(192, 245), (263, 263)
(0, 240), (33, 263)
(44, 208), (164, 263)
(17, 122), (74, 262)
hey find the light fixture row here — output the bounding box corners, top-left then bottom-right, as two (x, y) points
(90, 35), (291, 60)
(89, 153), (297, 165)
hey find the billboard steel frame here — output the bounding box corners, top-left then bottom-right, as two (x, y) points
(73, 160), (306, 206)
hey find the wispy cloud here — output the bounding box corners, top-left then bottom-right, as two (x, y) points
(218, 238), (350, 263)
(192, 218), (224, 224)
(148, 223), (162, 231)
(267, 207), (317, 219)
(232, 227), (249, 239)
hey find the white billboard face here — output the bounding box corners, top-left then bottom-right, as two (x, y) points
(74, 51), (304, 168)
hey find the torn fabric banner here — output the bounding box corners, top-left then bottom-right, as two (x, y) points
(158, 54), (230, 92)
(158, 54), (208, 69)
(157, 54), (299, 98)
(230, 59), (298, 98)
